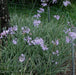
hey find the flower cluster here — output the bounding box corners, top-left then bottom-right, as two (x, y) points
(0, 25), (18, 38)
(52, 39), (59, 45)
(53, 0), (71, 20)
(33, 20), (41, 27)
(33, 13), (41, 18)
(63, 28), (71, 34)
(24, 37), (48, 51)
(65, 31), (76, 43)
(24, 36), (32, 45)
(63, 27), (71, 43)
(52, 50), (59, 56)
(33, 0), (49, 27)
(63, 24), (76, 43)
(8, 25), (18, 34)
(0, 30), (9, 38)
(31, 37), (48, 51)
(21, 26), (30, 34)
(52, 50), (59, 65)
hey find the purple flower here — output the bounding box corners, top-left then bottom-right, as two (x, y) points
(34, 38), (42, 45)
(33, 20), (41, 27)
(68, 32), (76, 40)
(24, 38), (27, 41)
(63, 1), (71, 7)
(1, 30), (9, 37)
(55, 40), (59, 45)
(38, 38), (44, 45)
(27, 36), (32, 40)
(8, 27), (15, 34)
(21, 26), (30, 34)
(37, 8), (44, 13)
(33, 14), (41, 18)
(63, 28), (71, 34)
(52, 50), (59, 55)
(37, 14), (41, 17)
(0, 29), (10, 38)
(24, 36), (32, 45)
(66, 36), (70, 43)
(52, 52), (56, 55)
(67, 21), (70, 25)
(41, 3), (47, 6)
(21, 27), (24, 30)
(25, 28), (30, 34)
(19, 54), (25, 62)
(37, 10), (42, 13)
(12, 38), (17, 45)
(41, 44), (48, 51)
(54, 15), (60, 20)
(55, 62), (58, 65)
(56, 50), (59, 54)
(0, 35), (2, 38)
(52, 40), (55, 44)
(1, 31), (7, 36)
(13, 25), (18, 31)
(39, 8), (44, 12)
(8, 26), (18, 34)
(41, 0), (49, 2)
(52, 0), (57, 4)
(31, 40), (36, 45)
(31, 37), (48, 50)
(31, 37), (44, 45)
(27, 36), (32, 45)
(52, 39), (59, 45)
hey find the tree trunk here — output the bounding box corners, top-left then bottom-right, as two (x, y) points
(0, 0), (10, 32)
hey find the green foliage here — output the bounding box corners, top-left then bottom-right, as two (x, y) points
(1, 0), (76, 74)
(0, 5), (73, 75)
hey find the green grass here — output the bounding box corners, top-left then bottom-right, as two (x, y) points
(0, 2), (76, 75)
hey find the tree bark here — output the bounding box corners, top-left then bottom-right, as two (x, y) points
(0, 0), (10, 32)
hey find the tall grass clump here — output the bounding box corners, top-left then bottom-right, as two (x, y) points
(0, 0), (74, 75)
(0, 12), (72, 74)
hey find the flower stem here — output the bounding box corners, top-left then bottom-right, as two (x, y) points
(71, 39), (75, 75)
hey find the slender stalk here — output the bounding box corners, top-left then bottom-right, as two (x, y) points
(71, 39), (75, 75)
(48, 5), (50, 22)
